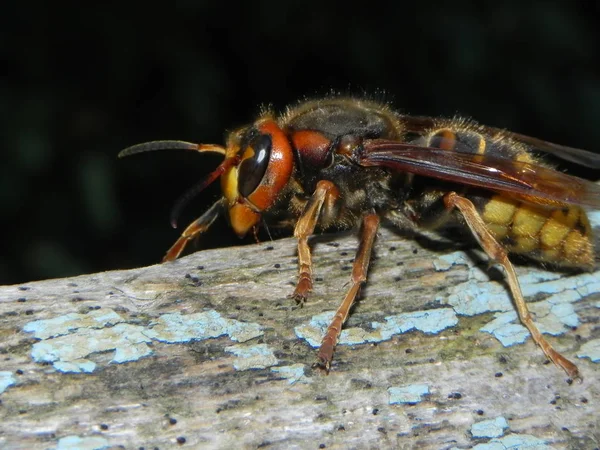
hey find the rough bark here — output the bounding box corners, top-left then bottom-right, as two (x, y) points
(1, 224), (599, 450)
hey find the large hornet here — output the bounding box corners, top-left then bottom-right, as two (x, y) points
(119, 97), (600, 379)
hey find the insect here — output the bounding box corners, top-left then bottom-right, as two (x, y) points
(119, 97), (600, 379)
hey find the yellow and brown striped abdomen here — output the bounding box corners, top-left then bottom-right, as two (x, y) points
(425, 120), (595, 269)
(481, 194), (593, 268)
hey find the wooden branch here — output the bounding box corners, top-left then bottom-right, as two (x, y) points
(1, 223), (599, 449)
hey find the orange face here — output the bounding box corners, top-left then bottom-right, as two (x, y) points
(221, 118), (294, 237)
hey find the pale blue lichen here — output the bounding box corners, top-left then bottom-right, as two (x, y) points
(145, 310), (262, 343)
(24, 309), (264, 373)
(30, 323), (154, 373)
(225, 343), (278, 370)
(469, 433), (554, 450)
(271, 364), (311, 384)
(577, 339), (600, 363)
(0, 371), (16, 394)
(471, 416), (509, 438)
(54, 435), (110, 450)
(295, 308), (458, 348)
(433, 247), (600, 352)
(23, 309), (124, 340)
(388, 384), (429, 404)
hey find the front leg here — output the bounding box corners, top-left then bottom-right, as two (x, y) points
(162, 198), (224, 262)
(291, 180), (341, 303)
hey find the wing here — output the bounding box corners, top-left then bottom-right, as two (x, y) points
(401, 115), (600, 169)
(359, 140), (600, 208)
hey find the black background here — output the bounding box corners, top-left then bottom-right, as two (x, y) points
(2, 2), (600, 285)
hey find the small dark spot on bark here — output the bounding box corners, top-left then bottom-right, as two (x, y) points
(197, 265), (205, 270)
(15, 369), (23, 375)
(498, 355), (507, 364)
(389, 246), (396, 251)
(341, 265), (351, 271)
(185, 273), (191, 279)
(476, 409), (484, 415)
(100, 424), (109, 430)
(378, 427), (386, 433)
(448, 392), (462, 399)
(495, 372), (503, 378)
(17, 298), (26, 303)
(337, 425), (345, 431)
(265, 246), (274, 251)
(319, 444), (326, 449)
(169, 418), (177, 425)
(581, 397), (588, 403)
(372, 408), (379, 415)
(274, 263), (281, 268)
(340, 252), (348, 256)
(25, 310), (34, 315)
(176, 436), (186, 444)
(405, 348), (412, 354)
(396, 261), (404, 266)
(18, 286), (30, 291)
(412, 249), (418, 254)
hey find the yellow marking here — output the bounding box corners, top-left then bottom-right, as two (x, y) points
(472, 134), (486, 163)
(486, 223), (509, 240)
(541, 247), (561, 262)
(515, 151), (534, 164)
(563, 228), (594, 268)
(482, 195), (518, 225)
(512, 204), (548, 237)
(540, 207), (579, 248)
(477, 135), (486, 154)
(512, 235), (539, 253)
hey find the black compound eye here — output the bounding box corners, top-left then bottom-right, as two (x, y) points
(238, 134), (272, 197)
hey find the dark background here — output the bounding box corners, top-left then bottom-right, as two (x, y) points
(2, 2), (600, 285)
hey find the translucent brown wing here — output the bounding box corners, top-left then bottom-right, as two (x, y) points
(359, 140), (600, 208)
(401, 115), (600, 169)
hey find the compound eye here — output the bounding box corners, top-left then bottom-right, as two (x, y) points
(238, 134), (272, 198)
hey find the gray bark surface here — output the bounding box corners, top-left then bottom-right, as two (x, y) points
(1, 225), (599, 449)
